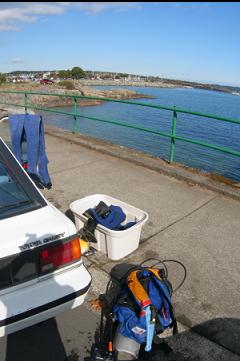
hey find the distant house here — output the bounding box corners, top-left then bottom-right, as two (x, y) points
(42, 72), (51, 79)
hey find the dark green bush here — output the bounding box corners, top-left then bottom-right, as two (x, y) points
(58, 80), (75, 90)
(0, 73), (6, 84)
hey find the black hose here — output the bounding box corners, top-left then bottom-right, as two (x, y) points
(161, 259), (187, 292)
(139, 257), (187, 293)
(139, 258), (169, 278)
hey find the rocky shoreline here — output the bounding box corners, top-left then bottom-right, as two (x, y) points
(79, 79), (240, 96)
(0, 82), (154, 115)
(80, 79), (177, 88)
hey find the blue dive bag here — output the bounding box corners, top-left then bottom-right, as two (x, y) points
(113, 268), (178, 350)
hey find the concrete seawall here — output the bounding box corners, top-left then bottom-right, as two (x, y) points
(44, 124), (240, 202)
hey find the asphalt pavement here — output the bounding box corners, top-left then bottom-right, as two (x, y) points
(0, 303), (99, 361)
(0, 121), (240, 361)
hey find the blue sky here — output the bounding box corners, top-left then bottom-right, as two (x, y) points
(0, 2), (240, 86)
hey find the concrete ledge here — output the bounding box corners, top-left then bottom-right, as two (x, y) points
(45, 124), (240, 202)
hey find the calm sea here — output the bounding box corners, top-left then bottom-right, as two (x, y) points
(42, 86), (240, 181)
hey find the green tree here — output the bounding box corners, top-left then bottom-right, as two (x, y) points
(118, 73), (128, 78)
(0, 73), (6, 84)
(148, 77), (157, 82)
(59, 70), (72, 79)
(71, 66), (86, 79)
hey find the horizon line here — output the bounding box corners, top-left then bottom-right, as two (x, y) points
(4, 69), (240, 88)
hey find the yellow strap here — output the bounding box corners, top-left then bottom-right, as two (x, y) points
(148, 268), (162, 280)
(127, 268), (162, 306)
(127, 270), (150, 306)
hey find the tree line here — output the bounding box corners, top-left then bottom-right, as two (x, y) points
(58, 67), (86, 79)
(0, 73), (6, 84)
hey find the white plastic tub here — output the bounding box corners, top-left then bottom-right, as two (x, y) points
(70, 194), (148, 260)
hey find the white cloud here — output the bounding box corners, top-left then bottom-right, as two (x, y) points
(0, 2), (141, 32)
(11, 58), (24, 63)
(0, 24), (20, 31)
(0, 3), (64, 32)
(74, 2), (141, 14)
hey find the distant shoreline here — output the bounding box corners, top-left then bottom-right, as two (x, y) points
(79, 79), (240, 96)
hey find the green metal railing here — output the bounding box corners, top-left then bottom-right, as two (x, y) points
(1, 89), (240, 163)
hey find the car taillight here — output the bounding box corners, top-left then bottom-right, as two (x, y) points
(40, 238), (81, 273)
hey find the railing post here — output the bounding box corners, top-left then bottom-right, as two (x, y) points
(169, 107), (177, 163)
(24, 93), (28, 114)
(72, 96), (78, 133)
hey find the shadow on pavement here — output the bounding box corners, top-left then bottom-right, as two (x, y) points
(192, 317), (240, 356)
(6, 318), (68, 361)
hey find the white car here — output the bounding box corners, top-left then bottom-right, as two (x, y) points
(0, 137), (91, 337)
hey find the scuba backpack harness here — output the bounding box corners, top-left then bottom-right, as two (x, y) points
(113, 265), (178, 352)
(90, 259), (186, 360)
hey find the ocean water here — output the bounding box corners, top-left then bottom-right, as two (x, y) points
(41, 86), (240, 181)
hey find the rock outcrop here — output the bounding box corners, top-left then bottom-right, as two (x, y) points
(0, 82), (153, 115)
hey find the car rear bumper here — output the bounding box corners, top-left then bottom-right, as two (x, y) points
(0, 263), (91, 337)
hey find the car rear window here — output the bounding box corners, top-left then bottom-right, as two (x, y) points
(0, 139), (47, 220)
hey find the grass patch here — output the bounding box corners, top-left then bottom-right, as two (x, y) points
(58, 80), (75, 90)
